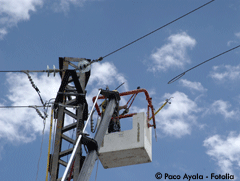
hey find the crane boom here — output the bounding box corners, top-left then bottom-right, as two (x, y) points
(77, 99), (117, 181)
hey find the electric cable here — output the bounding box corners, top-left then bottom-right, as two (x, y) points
(100, 0), (215, 59)
(0, 98), (55, 120)
(168, 44), (240, 84)
(36, 98), (56, 181)
(0, 105), (49, 120)
(0, 105), (50, 108)
(0, 105), (50, 121)
(30, 106), (48, 120)
(35, 114), (46, 181)
(7, 71), (49, 120)
(0, 69), (61, 73)
(45, 106), (54, 181)
(0, 1), (215, 73)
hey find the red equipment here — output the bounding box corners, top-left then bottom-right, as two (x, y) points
(92, 88), (156, 129)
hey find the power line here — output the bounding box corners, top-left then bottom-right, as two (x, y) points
(0, 70), (54, 119)
(101, 0), (215, 59)
(0, 71), (49, 111)
(0, 69), (60, 73)
(0, 105), (50, 108)
(0, 68), (62, 77)
(0, 105), (51, 120)
(168, 44), (240, 84)
(0, 1), (215, 73)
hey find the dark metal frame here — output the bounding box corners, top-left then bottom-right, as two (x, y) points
(49, 57), (90, 181)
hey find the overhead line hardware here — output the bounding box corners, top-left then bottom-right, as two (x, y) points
(100, 0), (215, 60)
(149, 97), (173, 121)
(0, 105), (51, 108)
(0, 67), (60, 75)
(23, 71), (45, 106)
(0, 105), (51, 120)
(0, 58), (103, 76)
(77, 57), (103, 72)
(29, 106), (48, 120)
(168, 44), (240, 84)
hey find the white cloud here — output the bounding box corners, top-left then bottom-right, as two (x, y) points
(179, 79), (207, 93)
(0, 61), (128, 145)
(87, 62), (128, 91)
(0, 0), (92, 38)
(210, 64), (240, 82)
(52, 0), (90, 13)
(147, 88), (156, 96)
(0, 28), (7, 39)
(227, 32), (240, 46)
(156, 91), (199, 138)
(203, 132), (240, 176)
(227, 40), (236, 46)
(235, 32), (240, 39)
(0, 72), (61, 143)
(86, 62), (130, 125)
(0, 61), (131, 159)
(130, 106), (146, 115)
(0, 0), (43, 38)
(208, 100), (238, 119)
(148, 32), (196, 72)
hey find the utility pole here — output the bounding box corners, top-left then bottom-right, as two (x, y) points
(49, 57), (91, 181)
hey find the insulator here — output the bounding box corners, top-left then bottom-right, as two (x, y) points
(91, 118), (94, 133)
(53, 65), (56, 77)
(47, 65), (50, 77)
(23, 71), (40, 93)
(78, 59), (91, 73)
(90, 110), (95, 133)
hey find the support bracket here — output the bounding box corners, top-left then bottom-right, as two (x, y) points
(80, 133), (99, 153)
(100, 89), (120, 101)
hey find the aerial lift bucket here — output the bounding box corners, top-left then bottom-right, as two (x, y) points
(92, 88), (156, 169)
(99, 112), (152, 168)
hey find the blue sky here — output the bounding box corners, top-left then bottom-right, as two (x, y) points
(1, 0), (240, 180)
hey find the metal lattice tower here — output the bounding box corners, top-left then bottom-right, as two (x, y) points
(49, 57), (91, 181)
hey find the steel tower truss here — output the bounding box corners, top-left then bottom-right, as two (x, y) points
(49, 57), (90, 181)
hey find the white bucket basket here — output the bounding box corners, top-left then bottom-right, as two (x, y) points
(99, 112), (152, 169)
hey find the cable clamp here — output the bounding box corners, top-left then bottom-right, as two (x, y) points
(90, 57), (103, 65)
(97, 57), (103, 61)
